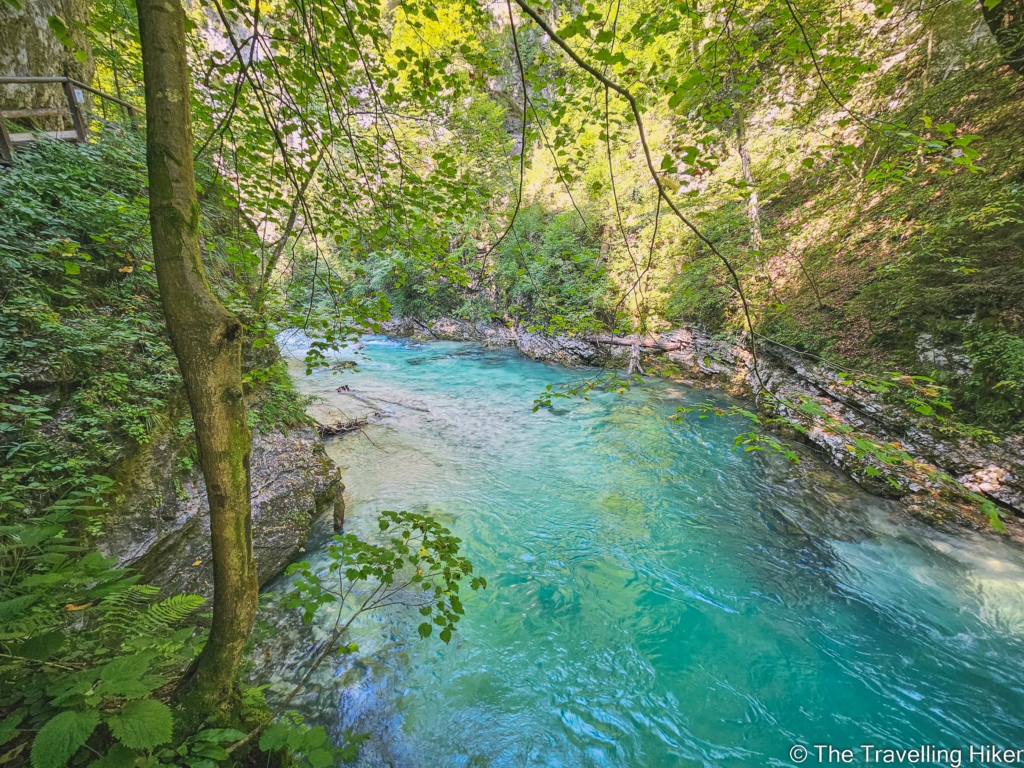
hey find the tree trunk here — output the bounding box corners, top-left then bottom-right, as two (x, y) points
(627, 317), (645, 376)
(137, 0), (259, 711)
(735, 109), (763, 250)
(982, 0), (1024, 76)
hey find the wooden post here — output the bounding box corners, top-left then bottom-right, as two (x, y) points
(62, 80), (87, 142)
(127, 106), (140, 135)
(0, 115), (12, 164)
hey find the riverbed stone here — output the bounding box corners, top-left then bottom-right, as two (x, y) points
(99, 423), (344, 598)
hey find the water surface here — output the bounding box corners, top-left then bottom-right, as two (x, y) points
(255, 336), (1024, 767)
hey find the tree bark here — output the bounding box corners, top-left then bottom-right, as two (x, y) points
(735, 109), (763, 250)
(137, 0), (258, 710)
(627, 317), (645, 376)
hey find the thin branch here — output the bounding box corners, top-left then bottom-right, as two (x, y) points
(194, 0), (261, 160)
(781, 0), (879, 132)
(256, 148), (326, 307)
(512, 0), (767, 391)
(476, 0), (538, 292)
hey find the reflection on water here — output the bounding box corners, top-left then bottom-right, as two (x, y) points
(253, 335), (1024, 767)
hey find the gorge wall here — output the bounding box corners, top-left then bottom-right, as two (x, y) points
(0, 0), (94, 111)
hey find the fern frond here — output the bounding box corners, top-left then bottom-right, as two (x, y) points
(138, 594), (205, 635)
(96, 586), (204, 640)
(97, 585), (160, 638)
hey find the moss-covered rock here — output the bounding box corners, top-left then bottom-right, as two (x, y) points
(99, 422), (343, 598)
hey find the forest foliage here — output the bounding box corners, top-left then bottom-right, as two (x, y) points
(2, 0), (1024, 762)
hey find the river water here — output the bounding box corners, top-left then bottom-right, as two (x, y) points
(255, 335), (1024, 767)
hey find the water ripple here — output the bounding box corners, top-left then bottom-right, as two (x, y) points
(255, 336), (1024, 768)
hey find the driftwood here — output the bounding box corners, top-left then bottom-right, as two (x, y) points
(314, 412), (383, 437)
(315, 418), (366, 437)
(590, 334), (683, 351)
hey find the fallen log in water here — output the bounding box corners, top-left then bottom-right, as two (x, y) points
(315, 413), (382, 437)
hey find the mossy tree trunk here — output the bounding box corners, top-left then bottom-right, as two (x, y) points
(137, 0), (259, 711)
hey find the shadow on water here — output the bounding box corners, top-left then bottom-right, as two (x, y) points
(253, 335), (1024, 768)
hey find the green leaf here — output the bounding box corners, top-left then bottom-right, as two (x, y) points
(64, 261), (80, 276)
(286, 728), (305, 751)
(677, 71), (705, 92)
(258, 724), (288, 752)
(307, 748), (334, 767)
(106, 700), (173, 750)
(303, 728), (327, 750)
(14, 632), (65, 661)
(47, 16), (72, 47)
(417, 622), (432, 638)
(99, 653), (159, 698)
(31, 710), (100, 768)
(194, 729), (246, 744)
(439, 626), (452, 644)
(0, 594), (38, 622)
(88, 744), (136, 768)
(983, 502), (1007, 533)
(13, 525), (63, 547)
(4, 0), (22, 10)
(0, 711), (26, 747)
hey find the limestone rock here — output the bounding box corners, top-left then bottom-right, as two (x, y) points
(100, 424), (344, 598)
(0, 0), (95, 114)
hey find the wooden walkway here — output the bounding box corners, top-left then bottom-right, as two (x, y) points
(0, 75), (145, 165)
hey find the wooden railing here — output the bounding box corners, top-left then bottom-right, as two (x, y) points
(0, 75), (145, 165)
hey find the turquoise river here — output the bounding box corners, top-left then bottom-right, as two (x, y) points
(255, 335), (1024, 768)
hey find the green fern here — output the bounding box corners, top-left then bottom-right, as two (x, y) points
(98, 585), (161, 639)
(139, 594), (206, 635)
(98, 587), (204, 639)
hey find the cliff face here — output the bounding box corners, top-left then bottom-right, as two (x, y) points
(99, 422), (344, 597)
(379, 317), (1024, 537)
(0, 0), (95, 111)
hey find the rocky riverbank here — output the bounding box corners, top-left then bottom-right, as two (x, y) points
(99, 419), (344, 598)
(380, 317), (1024, 538)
